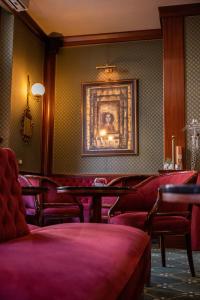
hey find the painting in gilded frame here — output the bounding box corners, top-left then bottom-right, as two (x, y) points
(82, 80), (138, 156)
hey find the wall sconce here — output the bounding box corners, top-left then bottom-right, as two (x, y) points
(31, 82), (45, 102)
(20, 75), (45, 143)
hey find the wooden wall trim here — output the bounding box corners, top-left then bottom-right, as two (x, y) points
(159, 3), (200, 18)
(41, 42), (59, 176)
(62, 29), (162, 47)
(162, 16), (185, 163)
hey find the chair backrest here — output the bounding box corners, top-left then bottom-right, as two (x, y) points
(0, 148), (29, 243)
(111, 171), (198, 213)
(138, 171), (197, 210)
(102, 174), (152, 209)
(107, 174), (151, 187)
(25, 175), (76, 204)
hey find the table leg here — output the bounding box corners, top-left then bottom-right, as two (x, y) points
(91, 195), (102, 223)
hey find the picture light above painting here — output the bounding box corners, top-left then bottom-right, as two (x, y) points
(82, 79), (138, 156)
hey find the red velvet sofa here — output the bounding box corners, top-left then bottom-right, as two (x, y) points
(0, 148), (151, 300)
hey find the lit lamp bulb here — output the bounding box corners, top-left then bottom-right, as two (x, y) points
(31, 83), (45, 101)
(99, 129), (107, 137)
(108, 135), (113, 142)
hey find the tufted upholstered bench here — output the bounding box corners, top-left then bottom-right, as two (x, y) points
(0, 148), (151, 300)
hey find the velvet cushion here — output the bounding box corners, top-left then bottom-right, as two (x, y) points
(26, 208), (37, 216)
(110, 212), (148, 230)
(0, 223), (150, 300)
(28, 224), (39, 230)
(43, 206), (81, 216)
(152, 216), (190, 234)
(0, 148), (29, 243)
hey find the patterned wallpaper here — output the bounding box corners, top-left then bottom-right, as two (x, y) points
(9, 17), (45, 172)
(185, 15), (200, 169)
(54, 40), (163, 174)
(0, 9), (14, 147)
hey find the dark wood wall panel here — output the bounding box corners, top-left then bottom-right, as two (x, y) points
(162, 16), (185, 162)
(41, 48), (56, 175)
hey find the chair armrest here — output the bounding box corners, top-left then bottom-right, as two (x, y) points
(22, 186), (48, 195)
(43, 202), (82, 208)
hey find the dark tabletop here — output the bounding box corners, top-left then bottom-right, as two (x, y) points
(160, 184), (200, 194)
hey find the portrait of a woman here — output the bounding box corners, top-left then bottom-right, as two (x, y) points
(101, 112), (115, 133)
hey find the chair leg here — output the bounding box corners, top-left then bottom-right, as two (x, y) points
(80, 214), (84, 223)
(185, 233), (195, 277)
(160, 234), (166, 267)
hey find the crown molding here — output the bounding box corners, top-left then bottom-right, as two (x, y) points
(62, 29), (162, 47)
(159, 3), (200, 18)
(18, 11), (47, 42)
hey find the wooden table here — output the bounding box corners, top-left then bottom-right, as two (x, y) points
(21, 186), (48, 196)
(57, 186), (136, 223)
(160, 184), (200, 205)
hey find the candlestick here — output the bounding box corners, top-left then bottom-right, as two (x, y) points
(175, 146), (182, 170)
(172, 135), (175, 169)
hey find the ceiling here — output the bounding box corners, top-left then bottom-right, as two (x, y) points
(27, 0), (200, 36)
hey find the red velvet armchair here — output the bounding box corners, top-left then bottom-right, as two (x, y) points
(152, 184), (198, 277)
(18, 175), (41, 225)
(109, 171), (198, 275)
(101, 174), (152, 222)
(20, 175), (84, 226)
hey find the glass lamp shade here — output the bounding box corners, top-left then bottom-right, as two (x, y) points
(31, 83), (45, 96)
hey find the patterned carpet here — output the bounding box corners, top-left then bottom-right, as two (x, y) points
(144, 248), (200, 299)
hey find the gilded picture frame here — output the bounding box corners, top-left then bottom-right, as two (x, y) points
(82, 79), (138, 156)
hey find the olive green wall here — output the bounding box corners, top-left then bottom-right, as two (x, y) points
(10, 17), (45, 172)
(0, 9), (14, 147)
(185, 15), (200, 169)
(54, 40), (163, 174)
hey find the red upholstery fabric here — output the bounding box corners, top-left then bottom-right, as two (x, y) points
(51, 175), (116, 187)
(0, 223), (150, 300)
(114, 172), (196, 213)
(22, 174), (152, 223)
(50, 175), (119, 207)
(43, 206), (81, 216)
(28, 224), (39, 230)
(19, 175), (84, 225)
(0, 148), (29, 242)
(110, 213), (190, 234)
(101, 175), (150, 220)
(110, 212), (148, 230)
(191, 173), (200, 250)
(152, 216), (190, 233)
(191, 205), (200, 250)
(110, 171), (197, 238)
(0, 148), (151, 299)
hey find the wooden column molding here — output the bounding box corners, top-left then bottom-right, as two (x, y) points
(41, 37), (62, 175)
(162, 16), (185, 164)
